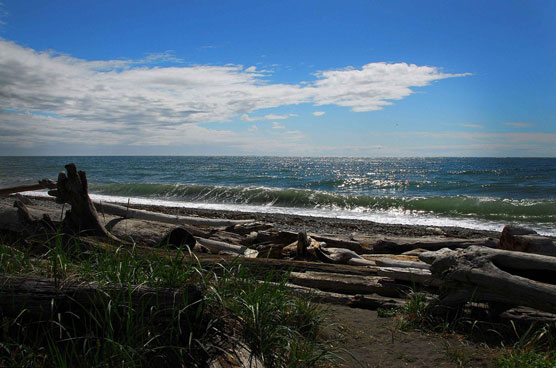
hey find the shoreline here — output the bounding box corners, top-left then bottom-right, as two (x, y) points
(20, 195), (502, 240)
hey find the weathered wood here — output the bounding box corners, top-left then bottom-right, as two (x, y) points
(254, 230), (370, 254)
(195, 254), (378, 276)
(0, 179), (56, 197)
(498, 225), (556, 256)
(13, 193), (34, 205)
(289, 271), (401, 297)
(500, 307), (556, 324)
(362, 254), (421, 263)
(297, 231), (309, 258)
(208, 231), (246, 245)
(93, 201), (255, 227)
(253, 230), (299, 245)
(196, 237), (258, 258)
(107, 218), (196, 249)
(280, 282), (404, 310)
(420, 246), (556, 314)
(225, 222), (274, 235)
(0, 274), (202, 322)
(369, 236), (497, 254)
(315, 246), (375, 266)
(48, 164), (120, 242)
(377, 267), (442, 287)
(0, 203), (61, 234)
(310, 234), (371, 254)
(255, 243), (285, 259)
(374, 258), (430, 270)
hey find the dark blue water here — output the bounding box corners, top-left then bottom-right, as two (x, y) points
(1, 156), (555, 235)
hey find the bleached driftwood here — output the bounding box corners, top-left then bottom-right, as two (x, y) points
(196, 237), (258, 258)
(419, 246), (556, 314)
(94, 201), (255, 228)
(289, 271), (402, 297)
(315, 246), (375, 266)
(311, 234), (371, 254)
(106, 218), (196, 249)
(374, 258), (430, 270)
(377, 267), (442, 287)
(359, 236), (497, 254)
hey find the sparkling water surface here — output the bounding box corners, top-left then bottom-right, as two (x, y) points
(1, 156), (555, 235)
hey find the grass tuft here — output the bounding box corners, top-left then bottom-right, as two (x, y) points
(0, 231), (340, 367)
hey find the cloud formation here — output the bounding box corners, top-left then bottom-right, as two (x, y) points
(241, 113), (297, 121)
(0, 39), (468, 149)
(312, 63), (470, 112)
(312, 111), (325, 116)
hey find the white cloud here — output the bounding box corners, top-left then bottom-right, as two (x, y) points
(312, 111), (325, 116)
(248, 125), (258, 131)
(272, 122), (286, 129)
(241, 113), (298, 121)
(504, 122), (535, 128)
(0, 39), (468, 150)
(312, 62), (471, 112)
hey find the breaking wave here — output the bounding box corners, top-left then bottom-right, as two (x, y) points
(90, 183), (556, 224)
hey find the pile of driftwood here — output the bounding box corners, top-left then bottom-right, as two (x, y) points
(1, 163), (556, 324)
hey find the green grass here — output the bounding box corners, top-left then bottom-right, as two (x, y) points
(495, 350), (556, 368)
(0, 233), (341, 367)
(210, 265), (337, 367)
(395, 290), (435, 330)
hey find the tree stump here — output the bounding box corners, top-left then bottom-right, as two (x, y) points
(48, 163), (121, 242)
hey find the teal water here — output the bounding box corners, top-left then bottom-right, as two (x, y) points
(1, 156), (555, 235)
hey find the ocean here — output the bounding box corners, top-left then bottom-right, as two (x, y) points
(1, 156), (555, 236)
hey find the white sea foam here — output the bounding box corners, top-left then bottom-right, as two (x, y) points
(23, 191), (556, 236)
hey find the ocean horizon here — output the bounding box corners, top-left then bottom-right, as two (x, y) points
(2, 156), (555, 236)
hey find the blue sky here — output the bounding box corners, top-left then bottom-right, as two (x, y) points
(0, 0), (555, 156)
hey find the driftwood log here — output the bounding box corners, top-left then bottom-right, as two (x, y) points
(377, 267), (442, 287)
(289, 271), (403, 297)
(0, 179), (57, 197)
(196, 237), (258, 258)
(420, 246), (556, 314)
(106, 218), (197, 249)
(195, 253), (378, 276)
(498, 225), (556, 256)
(357, 236), (497, 254)
(94, 201), (254, 227)
(315, 246), (375, 266)
(0, 274), (202, 326)
(280, 282), (404, 310)
(375, 258), (430, 270)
